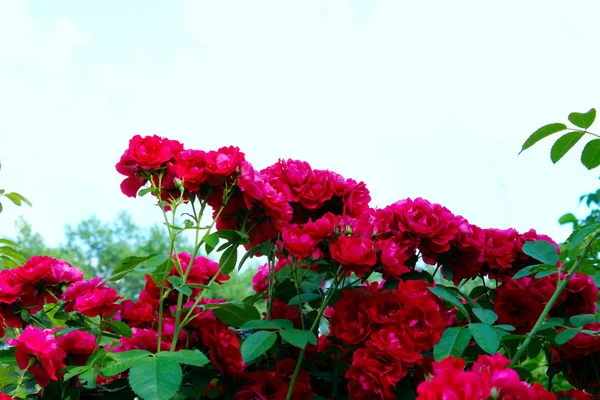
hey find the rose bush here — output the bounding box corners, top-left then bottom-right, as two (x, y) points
(0, 122), (599, 399)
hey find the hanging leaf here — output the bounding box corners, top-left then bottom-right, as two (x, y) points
(105, 320), (132, 338)
(219, 245), (239, 276)
(428, 286), (470, 322)
(555, 328), (582, 345)
(570, 314), (595, 328)
(110, 254), (157, 282)
(100, 350), (151, 377)
(551, 131), (585, 163)
(128, 356), (183, 400)
(568, 108), (596, 129)
(279, 328), (317, 349)
(204, 302), (260, 328)
(522, 240), (559, 265)
(433, 327), (472, 361)
(581, 139), (600, 170)
(472, 308), (498, 325)
(519, 123), (567, 154)
(241, 331), (277, 363)
(156, 349), (210, 367)
(468, 323), (500, 354)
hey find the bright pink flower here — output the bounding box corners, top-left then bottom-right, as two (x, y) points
(173, 149), (209, 192)
(113, 328), (169, 353)
(119, 299), (156, 326)
(0, 269), (24, 304)
(7, 326), (66, 387)
(282, 225), (318, 259)
(72, 286), (121, 317)
(298, 169), (335, 209)
(205, 146), (245, 178)
(56, 330), (97, 366)
(127, 135), (182, 170)
(344, 181), (371, 217)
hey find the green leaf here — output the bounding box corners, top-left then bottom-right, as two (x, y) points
(555, 328), (582, 345)
(0, 246), (26, 264)
(522, 240), (559, 265)
(570, 314), (595, 328)
(213, 230), (250, 245)
(570, 223), (600, 248)
(219, 245), (238, 276)
(288, 292), (321, 305)
(106, 320), (132, 338)
(568, 108), (596, 129)
(0, 238), (19, 247)
(4, 192), (32, 207)
(101, 350), (151, 377)
(468, 323), (500, 354)
(551, 131), (585, 163)
(520, 123), (568, 154)
(538, 317), (565, 331)
(472, 308), (498, 325)
(156, 349), (210, 367)
(150, 255), (175, 284)
(494, 324), (516, 332)
(0, 348), (16, 366)
(205, 302), (261, 328)
(110, 254), (156, 282)
(240, 319), (294, 330)
(138, 187), (153, 197)
(203, 233), (220, 250)
(63, 366), (91, 382)
(241, 331), (277, 363)
(279, 328), (318, 349)
(512, 265), (541, 280)
(238, 242), (275, 271)
(558, 213), (578, 226)
(433, 327), (472, 361)
(428, 286), (470, 322)
(128, 356), (182, 400)
(581, 139), (600, 170)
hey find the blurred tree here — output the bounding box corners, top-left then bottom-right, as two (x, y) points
(11, 212), (256, 300)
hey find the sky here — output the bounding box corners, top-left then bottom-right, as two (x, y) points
(1, 0), (600, 248)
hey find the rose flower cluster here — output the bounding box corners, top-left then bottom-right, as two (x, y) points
(0, 134), (597, 399)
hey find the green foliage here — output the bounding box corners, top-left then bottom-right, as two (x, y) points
(128, 355), (183, 400)
(468, 323), (500, 355)
(241, 331), (277, 363)
(433, 327), (472, 361)
(520, 108), (600, 169)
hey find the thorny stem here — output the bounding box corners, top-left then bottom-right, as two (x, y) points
(285, 268), (343, 400)
(510, 233), (598, 365)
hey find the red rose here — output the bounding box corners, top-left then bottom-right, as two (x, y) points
(345, 355), (396, 400)
(173, 149), (209, 192)
(330, 235), (377, 278)
(282, 225), (318, 259)
(558, 323), (600, 359)
(562, 273), (599, 317)
(298, 169), (335, 209)
(494, 280), (545, 334)
(200, 319), (244, 377)
(483, 228), (518, 272)
(128, 135), (181, 170)
(330, 289), (373, 346)
(113, 328), (170, 353)
(73, 286), (121, 317)
(0, 269), (24, 304)
(119, 299), (156, 326)
(376, 238), (412, 280)
(343, 181), (371, 217)
(7, 326), (66, 387)
(205, 146), (245, 178)
(56, 330), (97, 366)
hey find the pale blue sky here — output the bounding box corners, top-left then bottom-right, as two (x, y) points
(1, 0), (599, 247)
